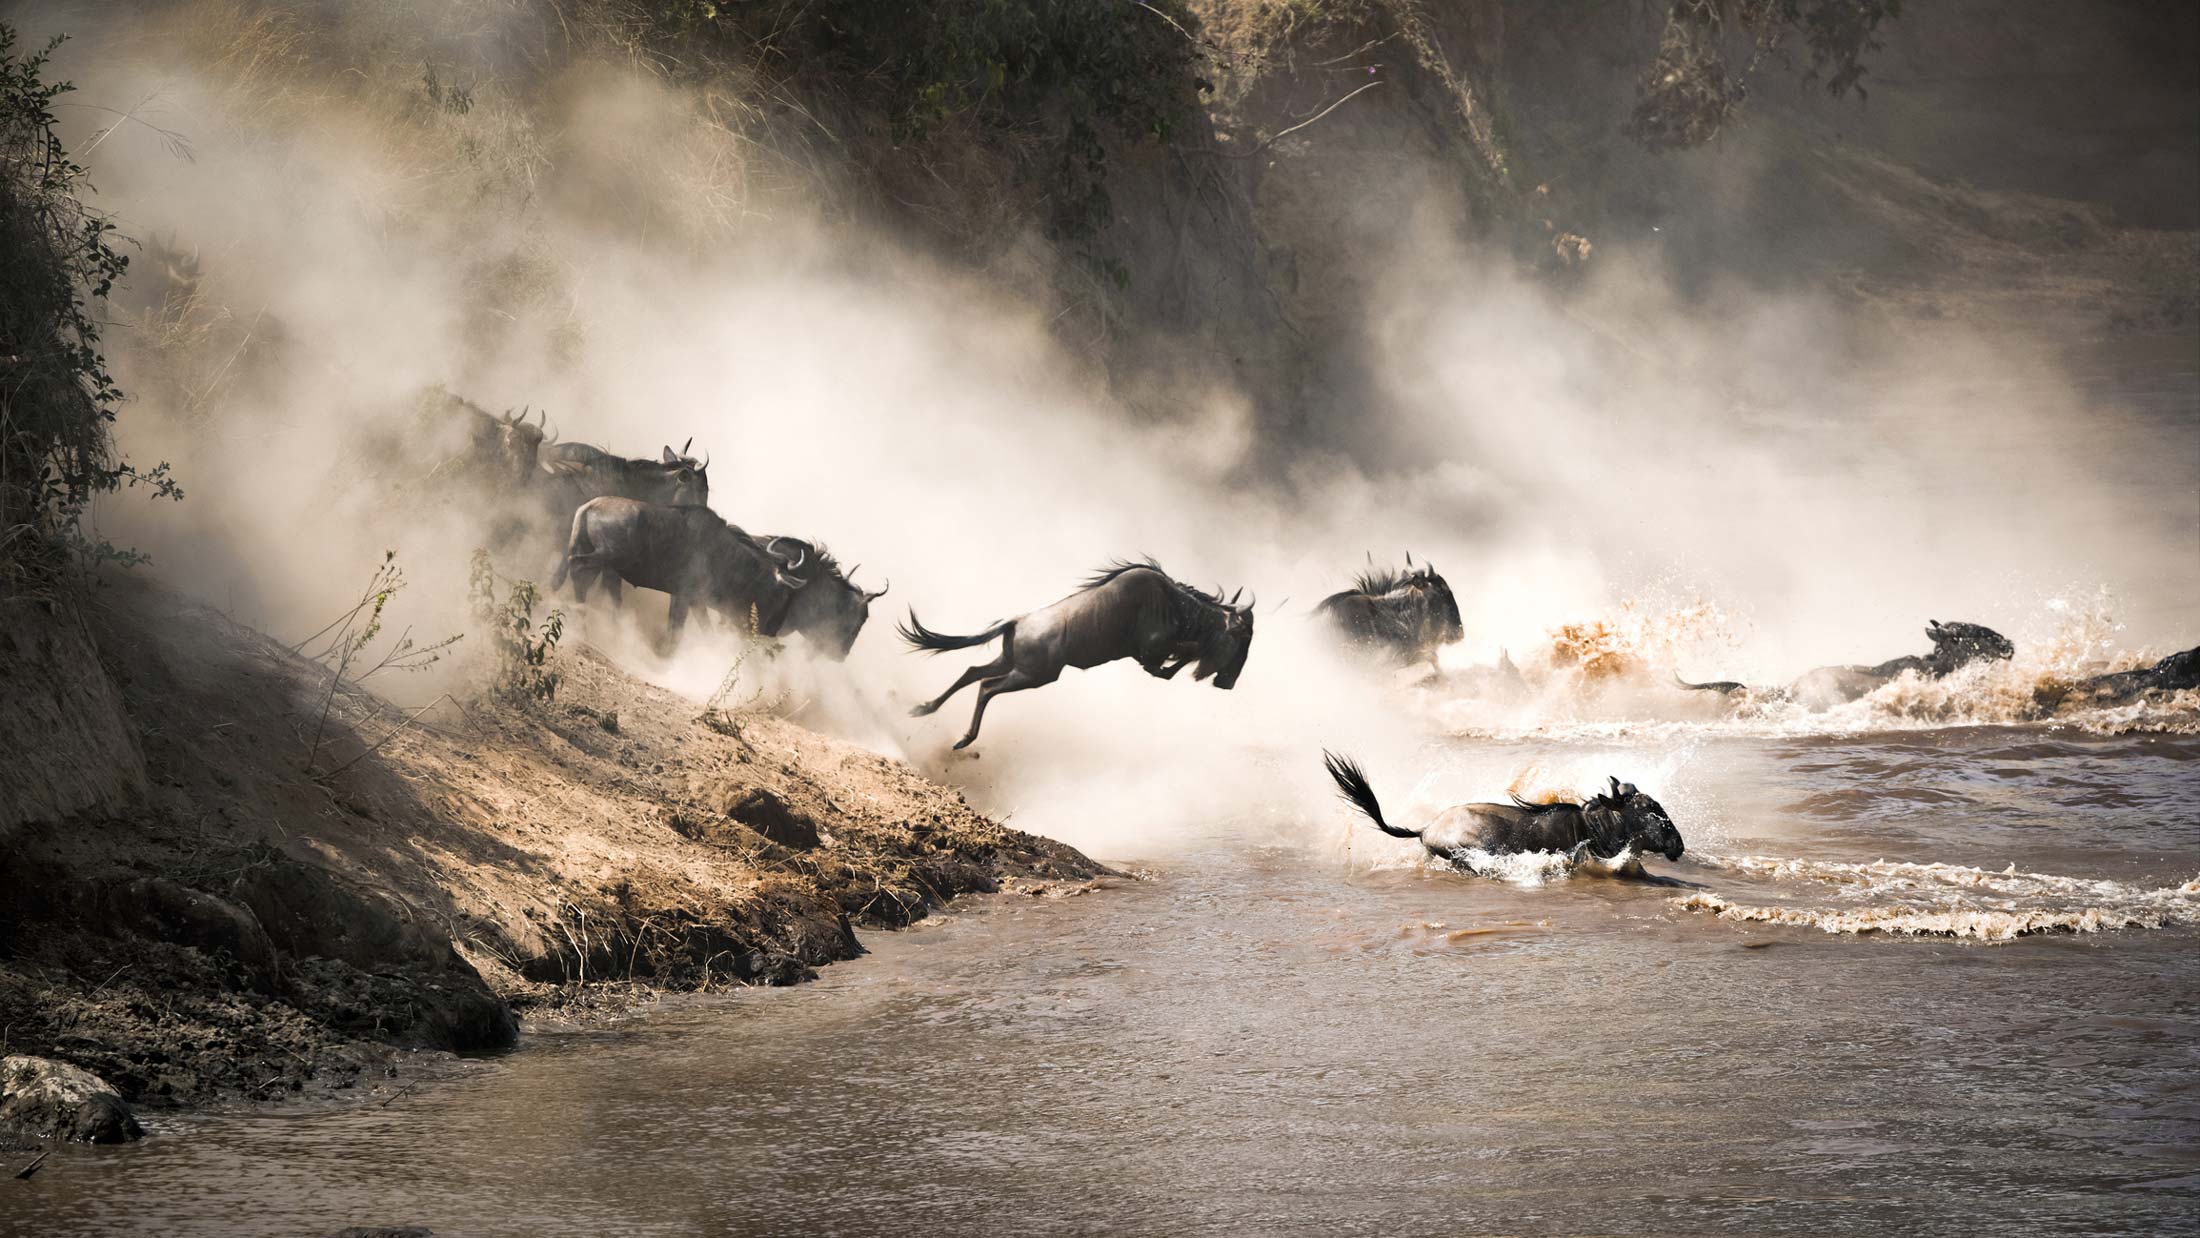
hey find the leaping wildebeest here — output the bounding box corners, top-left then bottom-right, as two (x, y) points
(1676, 619), (2015, 711)
(1324, 752), (1686, 866)
(1315, 554), (1465, 672)
(900, 559), (1255, 749)
(552, 497), (811, 642)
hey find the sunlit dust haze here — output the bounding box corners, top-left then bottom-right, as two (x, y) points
(25, 1), (2199, 858)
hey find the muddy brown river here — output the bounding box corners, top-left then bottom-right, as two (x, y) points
(8, 726), (2197, 1236)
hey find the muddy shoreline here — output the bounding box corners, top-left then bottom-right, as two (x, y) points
(0, 573), (1108, 1144)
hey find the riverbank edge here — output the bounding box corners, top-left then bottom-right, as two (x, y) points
(0, 570), (1111, 1143)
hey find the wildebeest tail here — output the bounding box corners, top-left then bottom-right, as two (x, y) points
(1323, 751), (1417, 839)
(551, 501), (595, 593)
(1672, 672), (1746, 695)
(897, 611), (1010, 654)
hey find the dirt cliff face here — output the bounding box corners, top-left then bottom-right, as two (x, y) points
(0, 604), (147, 834)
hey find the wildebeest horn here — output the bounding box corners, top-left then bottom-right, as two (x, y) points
(865, 580), (890, 602)
(1406, 550), (1413, 565)
(681, 437), (693, 456)
(543, 414), (558, 443)
(1607, 776), (1623, 799)
(1230, 587), (1243, 605)
(698, 451), (709, 471)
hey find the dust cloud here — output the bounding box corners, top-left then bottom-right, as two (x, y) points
(30, 3), (2197, 856)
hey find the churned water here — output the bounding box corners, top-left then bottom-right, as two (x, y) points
(9, 727), (2197, 1236)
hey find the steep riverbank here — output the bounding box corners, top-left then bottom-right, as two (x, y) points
(0, 571), (1105, 1134)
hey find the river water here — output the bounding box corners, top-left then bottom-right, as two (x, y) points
(9, 724), (2198, 1236)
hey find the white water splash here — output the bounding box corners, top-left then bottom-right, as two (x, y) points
(1423, 590), (2198, 742)
(1444, 845), (1645, 886)
(1672, 853), (2200, 940)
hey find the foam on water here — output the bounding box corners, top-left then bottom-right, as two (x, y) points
(1671, 852), (2200, 940)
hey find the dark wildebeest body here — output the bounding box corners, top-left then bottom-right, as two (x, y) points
(1325, 753), (1685, 866)
(901, 561), (1254, 749)
(755, 536), (888, 661)
(552, 497), (807, 642)
(1678, 620), (2015, 711)
(1315, 558), (1465, 671)
(538, 440), (709, 517)
(2042, 646), (2200, 712)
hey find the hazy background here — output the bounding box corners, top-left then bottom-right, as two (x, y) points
(17, 0), (2197, 851)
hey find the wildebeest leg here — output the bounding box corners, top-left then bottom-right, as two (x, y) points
(912, 653), (1010, 717)
(600, 573), (624, 609)
(666, 591), (688, 642)
(954, 667), (1048, 750)
(1139, 652), (1189, 680)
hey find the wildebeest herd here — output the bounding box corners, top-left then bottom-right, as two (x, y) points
(438, 387), (2200, 872)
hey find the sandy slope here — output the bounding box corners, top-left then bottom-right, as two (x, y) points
(0, 572), (1104, 1117)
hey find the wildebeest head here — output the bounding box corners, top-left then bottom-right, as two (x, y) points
(1403, 559), (1465, 646)
(1924, 620), (2014, 675)
(1331, 554), (1465, 657)
(773, 543), (889, 661)
(759, 536), (811, 592)
(659, 439), (710, 506)
(1192, 587), (1255, 690)
(493, 406), (552, 480)
(1580, 777), (1684, 861)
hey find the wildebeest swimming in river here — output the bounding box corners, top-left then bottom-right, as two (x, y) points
(2038, 645), (2200, 712)
(901, 559), (1255, 749)
(753, 536), (889, 661)
(552, 497), (810, 642)
(1677, 620), (2015, 711)
(1315, 554), (1464, 672)
(1324, 752), (1686, 866)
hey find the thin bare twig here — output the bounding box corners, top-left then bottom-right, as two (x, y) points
(317, 693), (450, 781)
(1244, 80), (1385, 157)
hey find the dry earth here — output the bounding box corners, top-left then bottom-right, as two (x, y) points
(0, 571), (1105, 1128)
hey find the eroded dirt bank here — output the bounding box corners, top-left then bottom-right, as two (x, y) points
(0, 572), (1104, 1127)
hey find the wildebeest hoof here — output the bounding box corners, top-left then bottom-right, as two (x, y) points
(909, 703), (935, 717)
(952, 736), (976, 750)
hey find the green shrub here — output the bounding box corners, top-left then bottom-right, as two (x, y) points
(469, 549), (564, 703)
(1627, 0), (1902, 151)
(0, 23), (177, 590)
